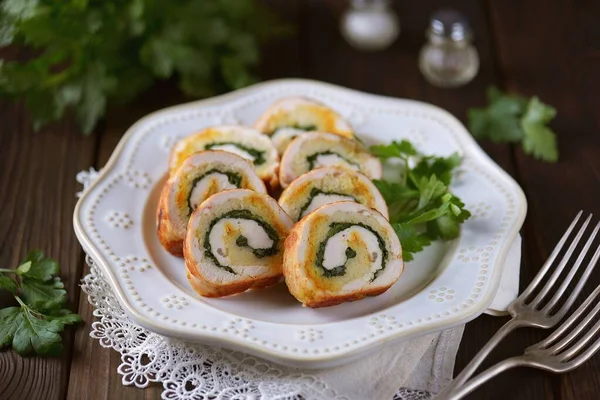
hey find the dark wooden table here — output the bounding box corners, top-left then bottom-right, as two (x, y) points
(1, 1), (600, 399)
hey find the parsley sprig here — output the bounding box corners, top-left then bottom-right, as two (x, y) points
(370, 140), (471, 261)
(0, 0), (285, 134)
(468, 87), (559, 162)
(0, 251), (81, 356)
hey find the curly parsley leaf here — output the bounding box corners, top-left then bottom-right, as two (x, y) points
(467, 86), (559, 162)
(370, 142), (470, 261)
(0, 251), (81, 356)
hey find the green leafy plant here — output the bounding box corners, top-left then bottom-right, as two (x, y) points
(0, 0), (284, 133)
(0, 251), (81, 355)
(468, 87), (559, 162)
(370, 140), (471, 261)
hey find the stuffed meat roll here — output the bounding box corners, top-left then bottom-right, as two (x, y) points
(184, 189), (294, 297)
(279, 132), (382, 188)
(278, 167), (388, 222)
(157, 151), (267, 256)
(169, 125), (279, 188)
(283, 202), (403, 308)
(254, 97), (355, 154)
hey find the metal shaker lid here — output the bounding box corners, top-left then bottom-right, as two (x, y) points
(428, 9), (472, 41)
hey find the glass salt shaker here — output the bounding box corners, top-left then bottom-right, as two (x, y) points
(340, 0), (400, 51)
(419, 9), (479, 88)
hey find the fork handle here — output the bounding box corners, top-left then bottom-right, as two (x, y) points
(435, 318), (524, 399)
(439, 356), (528, 399)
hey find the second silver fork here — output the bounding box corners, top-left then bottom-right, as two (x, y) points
(435, 211), (600, 399)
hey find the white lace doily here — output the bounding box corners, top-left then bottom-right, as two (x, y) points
(77, 169), (433, 400)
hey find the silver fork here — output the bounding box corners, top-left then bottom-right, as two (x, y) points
(442, 282), (600, 399)
(435, 211), (600, 399)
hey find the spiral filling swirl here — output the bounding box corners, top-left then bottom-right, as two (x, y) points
(203, 210), (280, 274)
(315, 222), (388, 281)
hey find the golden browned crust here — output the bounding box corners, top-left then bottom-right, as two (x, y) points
(253, 97), (354, 138)
(282, 222), (311, 303)
(299, 286), (391, 308)
(283, 219), (398, 308)
(156, 180), (184, 257)
(183, 236), (282, 297)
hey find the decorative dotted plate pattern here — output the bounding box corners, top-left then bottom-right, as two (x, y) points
(74, 79), (526, 368)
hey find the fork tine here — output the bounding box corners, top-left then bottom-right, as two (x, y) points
(546, 233), (600, 321)
(565, 331), (600, 370)
(535, 282), (600, 350)
(519, 211), (583, 300)
(543, 221), (600, 312)
(560, 313), (600, 361)
(543, 283), (600, 353)
(528, 213), (592, 306)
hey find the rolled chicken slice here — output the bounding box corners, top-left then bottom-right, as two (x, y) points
(254, 96), (355, 154)
(157, 151), (267, 256)
(279, 132), (382, 188)
(283, 201), (403, 308)
(278, 167), (388, 222)
(169, 125), (279, 188)
(184, 189), (293, 297)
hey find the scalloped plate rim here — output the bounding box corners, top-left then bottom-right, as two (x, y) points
(73, 78), (527, 368)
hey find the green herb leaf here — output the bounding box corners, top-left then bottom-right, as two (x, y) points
(46, 309), (82, 325)
(0, 252), (81, 356)
(414, 175), (448, 210)
(467, 87), (559, 162)
(0, 306), (64, 356)
(520, 97), (559, 162)
(411, 153), (461, 186)
(20, 277), (67, 311)
(0, 275), (18, 294)
(0, 0), (287, 133)
(468, 94), (525, 142)
(392, 224), (432, 262)
(17, 250), (59, 281)
(369, 140), (418, 160)
(371, 139), (470, 262)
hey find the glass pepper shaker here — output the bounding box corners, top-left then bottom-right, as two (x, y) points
(418, 9), (479, 88)
(340, 0), (400, 51)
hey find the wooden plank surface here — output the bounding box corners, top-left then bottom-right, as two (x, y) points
(66, 83), (186, 400)
(0, 103), (97, 399)
(488, 2), (600, 400)
(2, 1), (600, 399)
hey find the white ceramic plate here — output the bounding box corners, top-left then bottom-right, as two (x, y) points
(74, 79), (526, 369)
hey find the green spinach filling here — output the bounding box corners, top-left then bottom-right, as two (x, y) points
(315, 222), (388, 281)
(306, 151), (359, 170)
(298, 188), (357, 218)
(272, 124), (317, 135)
(204, 142), (266, 166)
(187, 169), (242, 215)
(203, 209), (280, 274)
